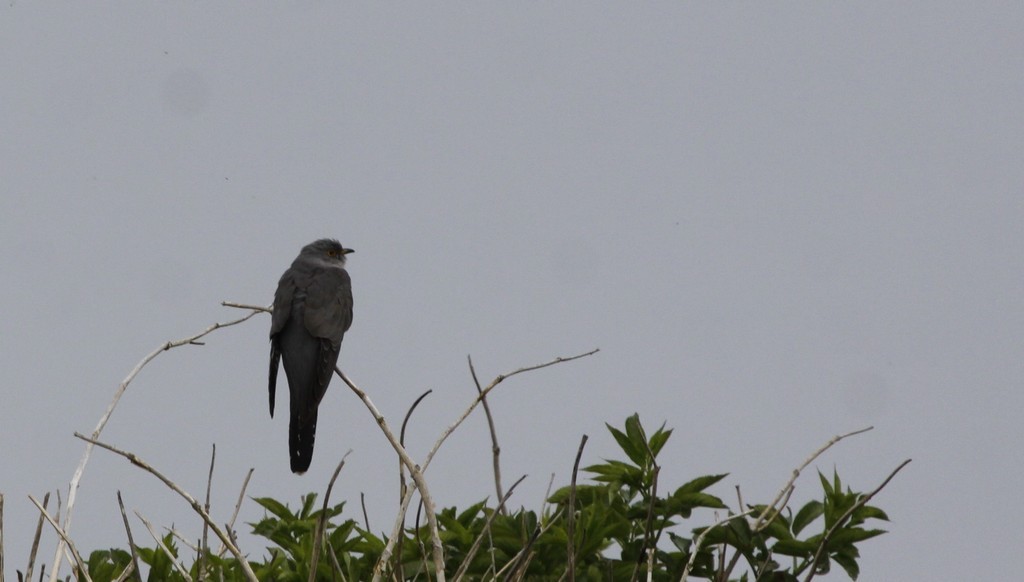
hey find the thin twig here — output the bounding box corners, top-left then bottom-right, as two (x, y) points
(112, 560), (136, 582)
(217, 467), (253, 558)
(27, 496), (91, 582)
(135, 511), (191, 581)
(753, 427), (873, 532)
(220, 301), (271, 312)
(116, 492), (141, 582)
(51, 306), (263, 582)
(566, 435), (588, 582)
(0, 493), (4, 582)
(309, 451), (351, 582)
(73, 433), (258, 582)
(358, 349), (599, 582)
(468, 355), (506, 513)
(326, 537), (348, 582)
(200, 444), (216, 580)
(359, 493), (370, 532)
(496, 510), (562, 582)
(423, 349), (600, 487)
(398, 387), (434, 542)
(23, 492), (49, 582)
(632, 434), (660, 582)
(166, 526), (200, 553)
(802, 459), (911, 582)
(452, 474), (528, 582)
(680, 509), (756, 582)
(337, 369), (445, 582)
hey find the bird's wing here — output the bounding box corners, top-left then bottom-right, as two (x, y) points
(269, 269), (298, 417)
(303, 267), (354, 404)
(270, 270), (296, 337)
(303, 267), (354, 345)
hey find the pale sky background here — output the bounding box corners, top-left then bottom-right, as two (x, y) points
(2, 3), (1021, 580)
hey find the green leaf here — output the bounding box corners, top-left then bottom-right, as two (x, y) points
(624, 414), (649, 461)
(606, 418), (647, 466)
(854, 504), (890, 522)
(818, 471), (833, 497)
(832, 548), (861, 579)
(252, 497), (294, 521)
(792, 500), (824, 536)
(829, 527), (887, 546)
(667, 492), (728, 512)
(771, 538), (817, 557)
(299, 493), (318, 518)
(648, 423), (673, 458)
(675, 474), (729, 494)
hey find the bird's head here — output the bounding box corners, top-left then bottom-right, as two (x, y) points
(301, 238), (355, 265)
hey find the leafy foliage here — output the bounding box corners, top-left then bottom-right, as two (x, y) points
(75, 415), (893, 581)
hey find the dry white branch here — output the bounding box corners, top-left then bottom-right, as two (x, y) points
(28, 496), (92, 582)
(308, 452), (351, 582)
(52, 307), (263, 582)
(135, 511), (191, 581)
(360, 349), (598, 581)
(115, 492), (141, 582)
(73, 433), (258, 582)
(337, 369), (445, 582)
(199, 444), (216, 579)
(451, 474), (528, 582)
(111, 560), (136, 582)
(753, 426), (873, 532)
(23, 492), (49, 582)
(679, 509), (756, 582)
(493, 509), (562, 581)
(467, 355), (505, 512)
(217, 467), (254, 559)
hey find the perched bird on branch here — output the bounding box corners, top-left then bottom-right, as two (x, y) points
(269, 239), (354, 474)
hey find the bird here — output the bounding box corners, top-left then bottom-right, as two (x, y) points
(269, 239), (354, 474)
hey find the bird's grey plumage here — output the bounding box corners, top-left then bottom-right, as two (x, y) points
(269, 239), (354, 474)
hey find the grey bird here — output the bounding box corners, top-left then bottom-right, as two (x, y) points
(269, 239), (354, 474)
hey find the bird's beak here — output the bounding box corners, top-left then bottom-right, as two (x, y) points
(343, 248), (355, 255)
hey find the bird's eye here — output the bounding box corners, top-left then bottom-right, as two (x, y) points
(326, 250), (337, 257)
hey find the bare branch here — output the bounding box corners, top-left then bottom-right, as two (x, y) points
(23, 491), (49, 582)
(217, 468), (254, 558)
(468, 355), (505, 513)
(359, 493), (370, 532)
(496, 510), (562, 582)
(52, 307), (263, 582)
(566, 435), (588, 582)
(802, 459), (911, 582)
(135, 511), (191, 581)
(199, 444), (216, 580)
(452, 474), (527, 582)
(27, 496), (91, 582)
(220, 301), (271, 312)
(337, 369), (445, 582)
(754, 427), (874, 532)
(112, 560), (136, 582)
(73, 433), (258, 582)
(309, 451), (351, 582)
(349, 349), (598, 582)
(325, 537), (348, 582)
(422, 349), (600, 489)
(116, 492), (141, 582)
(399, 390), (433, 504)
(680, 509), (757, 582)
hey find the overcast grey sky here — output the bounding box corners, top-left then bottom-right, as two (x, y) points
(2, 3), (1021, 579)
